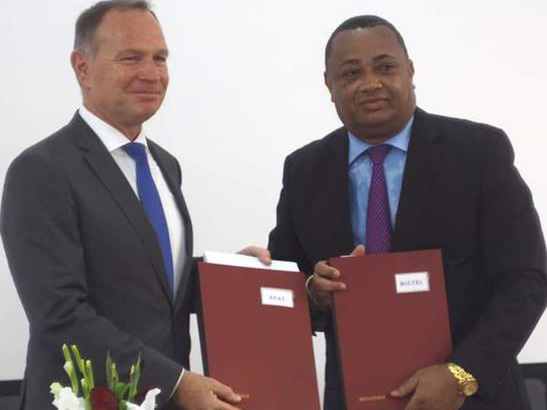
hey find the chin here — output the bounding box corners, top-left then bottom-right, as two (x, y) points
(357, 112), (393, 128)
(136, 105), (161, 121)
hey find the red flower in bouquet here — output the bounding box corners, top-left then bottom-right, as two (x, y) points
(90, 386), (119, 410)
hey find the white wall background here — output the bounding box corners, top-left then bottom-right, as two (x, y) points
(1, 0), (546, 396)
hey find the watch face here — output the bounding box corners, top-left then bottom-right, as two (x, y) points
(463, 381), (478, 396)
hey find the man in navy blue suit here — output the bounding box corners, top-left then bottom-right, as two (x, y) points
(269, 15), (546, 410)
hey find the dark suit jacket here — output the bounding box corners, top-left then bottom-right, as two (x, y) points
(1, 113), (196, 410)
(268, 108), (547, 410)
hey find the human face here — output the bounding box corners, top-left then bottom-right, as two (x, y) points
(325, 26), (415, 143)
(72, 9), (169, 138)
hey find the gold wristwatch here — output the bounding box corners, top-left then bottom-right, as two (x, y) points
(447, 362), (479, 397)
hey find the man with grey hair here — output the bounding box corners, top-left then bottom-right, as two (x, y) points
(1, 1), (269, 409)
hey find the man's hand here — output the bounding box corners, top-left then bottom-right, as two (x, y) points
(173, 371), (242, 410)
(390, 364), (465, 410)
(238, 246), (272, 265)
(309, 245), (365, 308)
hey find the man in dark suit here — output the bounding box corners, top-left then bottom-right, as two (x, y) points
(0, 1), (268, 410)
(268, 15), (546, 410)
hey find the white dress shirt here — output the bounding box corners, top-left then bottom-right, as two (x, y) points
(79, 106), (187, 296)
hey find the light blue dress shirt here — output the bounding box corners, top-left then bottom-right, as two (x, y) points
(348, 117), (414, 246)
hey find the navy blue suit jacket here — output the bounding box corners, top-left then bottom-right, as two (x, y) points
(269, 108), (547, 410)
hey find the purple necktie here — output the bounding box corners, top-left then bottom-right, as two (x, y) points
(366, 144), (391, 254)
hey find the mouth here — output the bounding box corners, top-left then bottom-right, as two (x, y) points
(357, 98), (388, 111)
(130, 91), (163, 101)
(130, 91), (162, 95)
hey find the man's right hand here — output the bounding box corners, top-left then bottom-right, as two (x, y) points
(309, 245), (365, 308)
(174, 371), (242, 410)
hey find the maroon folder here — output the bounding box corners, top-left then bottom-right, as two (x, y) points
(197, 262), (321, 410)
(330, 249), (452, 410)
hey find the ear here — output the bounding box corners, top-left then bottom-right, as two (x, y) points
(324, 71), (335, 103)
(407, 59), (415, 80)
(71, 50), (90, 88)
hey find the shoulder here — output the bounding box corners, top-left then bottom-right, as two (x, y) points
(285, 127), (346, 165)
(7, 114), (84, 178)
(419, 108), (507, 142)
(415, 108), (514, 162)
(2, 117), (86, 216)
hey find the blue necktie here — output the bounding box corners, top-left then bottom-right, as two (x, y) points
(366, 144), (392, 254)
(123, 142), (174, 294)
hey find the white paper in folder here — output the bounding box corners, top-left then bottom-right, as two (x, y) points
(203, 250), (299, 272)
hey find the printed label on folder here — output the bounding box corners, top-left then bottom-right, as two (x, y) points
(260, 287), (294, 308)
(395, 272), (430, 293)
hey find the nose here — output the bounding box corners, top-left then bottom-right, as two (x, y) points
(360, 74), (383, 92)
(137, 58), (162, 82)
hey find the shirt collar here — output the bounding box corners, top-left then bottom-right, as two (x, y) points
(348, 116), (414, 165)
(79, 105), (148, 152)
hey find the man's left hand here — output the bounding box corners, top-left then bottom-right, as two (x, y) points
(390, 364), (465, 410)
(237, 246), (272, 265)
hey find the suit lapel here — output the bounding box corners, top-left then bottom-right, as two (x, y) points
(392, 108), (442, 252)
(71, 114), (174, 305)
(147, 142), (195, 310)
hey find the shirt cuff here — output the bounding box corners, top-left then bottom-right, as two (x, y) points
(168, 368), (185, 400)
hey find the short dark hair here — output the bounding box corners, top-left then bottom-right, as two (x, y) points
(74, 0), (154, 56)
(325, 15), (408, 69)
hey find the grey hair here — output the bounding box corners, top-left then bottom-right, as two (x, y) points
(74, 0), (155, 56)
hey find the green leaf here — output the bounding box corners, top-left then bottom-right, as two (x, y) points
(61, 344), (79, 396)
(127, 354), (142, 403)
(114, 382), (129, 400)
(71, 345), (86, 377)
(62, 344), (72, 364)
(111, 363), (119, 389)
(63, 361), (79, 396)
(81, 378), (92, 410)
(106, 351), (113, 389)
(85, 360), (95, 389)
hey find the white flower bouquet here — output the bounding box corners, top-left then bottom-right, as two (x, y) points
(50, 344), (160, 410)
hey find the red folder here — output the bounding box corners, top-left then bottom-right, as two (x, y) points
(197, 262), (321, 410)
(330, 249), (452, 410)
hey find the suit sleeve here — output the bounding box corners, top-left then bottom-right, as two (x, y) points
(268, 156), (307, 268)
(450, 130), (547, 398)
(268, 155), (329, 330)
(0, 152), (182, 407)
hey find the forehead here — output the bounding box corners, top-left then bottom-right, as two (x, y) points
(94, 9), (167, 52)
(328, 26), (406, 67)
